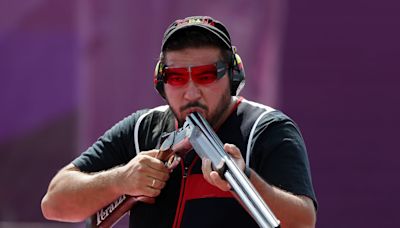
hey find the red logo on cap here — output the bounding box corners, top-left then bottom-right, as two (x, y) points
(175, 17), (215, 27)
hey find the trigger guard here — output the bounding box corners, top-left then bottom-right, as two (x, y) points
(165, 154), (181, 170)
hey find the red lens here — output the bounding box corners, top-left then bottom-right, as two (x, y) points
(164, 68), (189, 86)
(191, 64), (218, 84)
(164, 64), (218, 86)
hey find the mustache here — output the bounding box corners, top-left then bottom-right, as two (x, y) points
(180, 102), (208, 112)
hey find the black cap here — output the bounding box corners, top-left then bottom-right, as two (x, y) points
(161, 16), (232, 51)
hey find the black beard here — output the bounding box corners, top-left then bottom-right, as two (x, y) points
(167, 87), (232, 128)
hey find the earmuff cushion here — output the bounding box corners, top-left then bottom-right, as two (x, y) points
(229, 52), (245, 95)
(154, 61), (166, 98)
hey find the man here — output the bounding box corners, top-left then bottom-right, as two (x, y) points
(41, 16), (317, 227)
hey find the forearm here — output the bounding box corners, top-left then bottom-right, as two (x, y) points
(249, 169), (316, 228)
(41, 163), (123, 222)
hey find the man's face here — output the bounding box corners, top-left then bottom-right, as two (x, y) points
(163, 47), (233, 127)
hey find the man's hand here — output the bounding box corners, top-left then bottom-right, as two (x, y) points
(201, 143), (245, 191)
(116, 150), (171, 197)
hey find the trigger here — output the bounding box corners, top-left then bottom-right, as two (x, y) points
(165, 154), (181, 170)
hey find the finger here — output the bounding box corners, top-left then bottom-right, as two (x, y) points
(144, 187), (161, 197)
(134, 178), (162, 197)
(210, 171), (231, 191)
(223, 143), (245, 171)
(201, 158), (214, 185)
(135, 157), (170, 181)
(223, 144), (241, 158)
(201, 159), (230, 191)
(166, 155), (181, 170)
(128, 178), (161, 197)
(141, 155), (170, 173)
(144, 168), (170, 182)
(148, 177), (166, 190)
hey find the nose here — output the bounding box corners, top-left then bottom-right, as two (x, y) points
(183, 80), (202, 101)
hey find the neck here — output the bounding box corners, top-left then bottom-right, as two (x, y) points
(212, 96), (238, 131)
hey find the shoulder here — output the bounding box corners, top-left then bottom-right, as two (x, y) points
(239, 99), (276, 113)
(237, 98), (294, 128)
(119, 105), (170, 125)
(102, 105), (171, 138)
(239, 99), (305, 153)
(136, 105), (171, 122)
(237, 99), (304, 153)
(133, 105), (175, 152)
(133, 105), (173, 129)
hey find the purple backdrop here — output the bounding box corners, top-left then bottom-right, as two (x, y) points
(1, 0), (399, 227)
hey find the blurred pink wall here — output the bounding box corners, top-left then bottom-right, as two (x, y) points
(1, 0), (400, 227)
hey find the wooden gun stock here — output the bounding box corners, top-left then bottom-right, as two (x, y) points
(87, 129), (191, 228)
(88, 195), (154, 228)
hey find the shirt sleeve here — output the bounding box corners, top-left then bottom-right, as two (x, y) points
(72, 110), (147, 172)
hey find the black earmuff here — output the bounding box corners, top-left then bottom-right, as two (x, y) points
(154, 60), (166, 98)
(229, 47), (245, 95)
